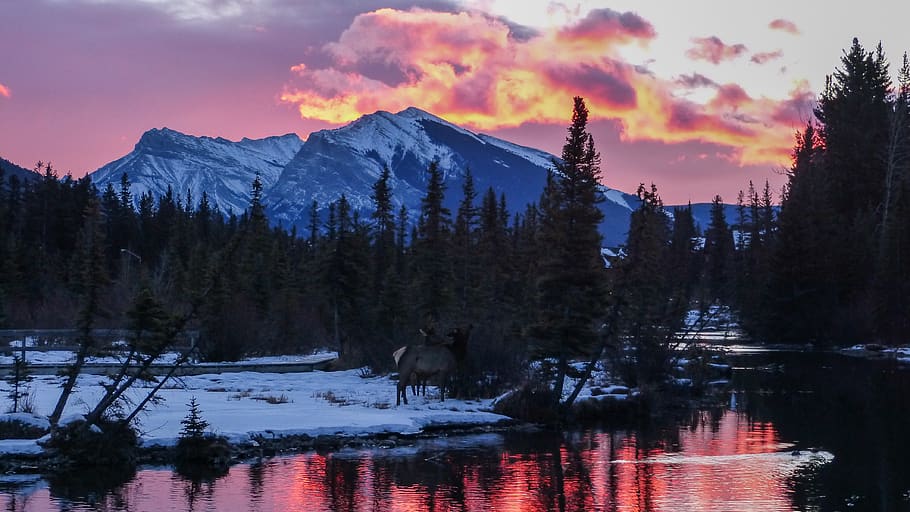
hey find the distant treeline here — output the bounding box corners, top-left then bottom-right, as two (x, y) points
(0, 39), (907, 390)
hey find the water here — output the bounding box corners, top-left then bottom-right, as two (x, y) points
(3, 350), (910, 511)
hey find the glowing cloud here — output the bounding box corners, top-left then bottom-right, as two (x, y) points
(0, 83), (10, 98)
(556, 8), (655, 45)
(281, 8), (809, 168)
(751, 50), (784, 65)
(769, 18), (800, 35)
(686, 36), (748, 64)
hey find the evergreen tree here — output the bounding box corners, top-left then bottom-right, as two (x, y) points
(5, 355), (33, 413)
(370, 166), (396, 301)
(872, 52), (910, 340)
(411, 161), (453, 324)
(529, 97), (608, 406)
(320, 195), (369, 361)
(50, 196), (109, 427)
(453, 168), (480, 319)
(615, 183), (676, 385)
(763, 39), (899, 343)
(667, 204), (700, 304)
(179, 397), (210, 439)
(702, 195), (735, 304)
(764, 124), (836, 341)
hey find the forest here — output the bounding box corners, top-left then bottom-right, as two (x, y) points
(0, 39), (908, 398)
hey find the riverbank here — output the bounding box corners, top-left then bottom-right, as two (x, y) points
(0, 349), (727, 475)
(0, 360), (514, 458)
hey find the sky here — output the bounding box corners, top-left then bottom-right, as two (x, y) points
(2, 1), (910, 203)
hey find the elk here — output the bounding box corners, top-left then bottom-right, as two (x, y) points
(394, 325), (471, 405)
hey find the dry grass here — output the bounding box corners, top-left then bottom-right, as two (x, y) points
(252, 393), (290, 404)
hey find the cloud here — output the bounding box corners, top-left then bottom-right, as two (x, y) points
(685, 36), (748, 64)
(676, 73), (718, 89)
(281, 8), (808, 168)
(769, 18), (800, 35)
(0, 83), (10, 98)
(557, 8), (655, 45)
(751, 50), (784, 64)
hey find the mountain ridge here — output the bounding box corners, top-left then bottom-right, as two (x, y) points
(86, 108), (733, 246)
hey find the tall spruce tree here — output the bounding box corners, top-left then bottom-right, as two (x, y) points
(615, 183), (675, 385)
(766, 124), (833, 342)
(529, 97), (607, 407)
(813, 39), (891, 339)
(702, 195), (735, 304)
(411, 161), (453, 325)
(764, 39), (897, 343)
(453, 169), (480, 319)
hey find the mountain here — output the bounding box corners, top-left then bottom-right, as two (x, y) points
(90, 128), (303, 215)
(0, 157), (40, 184)
(88, 108), (738, 247)
(268, 107), (640, 245)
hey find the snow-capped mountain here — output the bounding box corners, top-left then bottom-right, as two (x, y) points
(88, 108), (656, 245)
(90, 128), (303, 215)
(268, 107), (640, 245)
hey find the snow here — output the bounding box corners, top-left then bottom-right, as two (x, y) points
(476, 133), (556, 170)
(604, 189), (633, 210)
(0, 439), (43, 455)
(88, 128), (302, 215)
(0, 354), (510, 455)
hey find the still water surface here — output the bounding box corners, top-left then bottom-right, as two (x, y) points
(3, 350), (909, 511)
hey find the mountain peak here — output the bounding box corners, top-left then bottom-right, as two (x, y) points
(396, 106), (439, 120)
(135, 127), (190, 149)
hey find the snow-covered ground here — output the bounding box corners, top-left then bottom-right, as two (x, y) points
(0, 352), (510, 456)
(844, 344), (910, 363)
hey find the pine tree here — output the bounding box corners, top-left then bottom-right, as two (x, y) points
(370, 166), (396, 299)
(615, 183), (675, 385)
(529, 97), (608, 406)
(5, 355), (33, 413)
(872, 52), (910, 340)
(702, 195), (734, 304)
(179, 397), (210, 439)
(411, 161), (453, 324)
(765, 124), (832, 341)
(50, 196), (109, 427)
(453, 168), (480, 319)
(667, 204), (699, 304)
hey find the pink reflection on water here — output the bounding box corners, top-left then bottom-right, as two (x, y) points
(2, 410), (821, 511)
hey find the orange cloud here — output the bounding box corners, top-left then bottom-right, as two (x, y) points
(0, 83), (10, 98)
(686, 36), (748, 64)
(769, 18), (800, 35)
(281, 8), (809, 168)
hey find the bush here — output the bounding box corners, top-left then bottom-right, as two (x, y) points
(45, 419), (138, 469)
(175, 435), (232, 469)
(0, 417), (48, 440)
(492, 382), (561, 424)
(175, 397), (231, 472)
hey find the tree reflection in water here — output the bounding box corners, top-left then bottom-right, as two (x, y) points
(12, 353), (910, 511)
(0, 411), (831, 512)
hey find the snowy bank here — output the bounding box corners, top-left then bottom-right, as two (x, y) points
(0, 360), (512, 457)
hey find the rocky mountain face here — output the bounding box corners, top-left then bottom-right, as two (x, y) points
(88, 108), (738, 246)
(90, 128), (303, 215)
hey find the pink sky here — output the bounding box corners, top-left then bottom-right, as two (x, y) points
(2, 1), (909, 203)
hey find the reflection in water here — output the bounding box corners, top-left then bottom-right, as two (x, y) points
(0, 410), (831, 512)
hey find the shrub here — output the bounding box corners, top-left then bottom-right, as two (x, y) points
(175, 398), (231, 472)
(45, 419), (139, 469)
(0, 417), (48, 440)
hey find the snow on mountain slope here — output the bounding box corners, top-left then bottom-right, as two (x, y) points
(87, 108), (651, 246)
(89, 128), (302, 215)
(267, 107), (641, 245)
